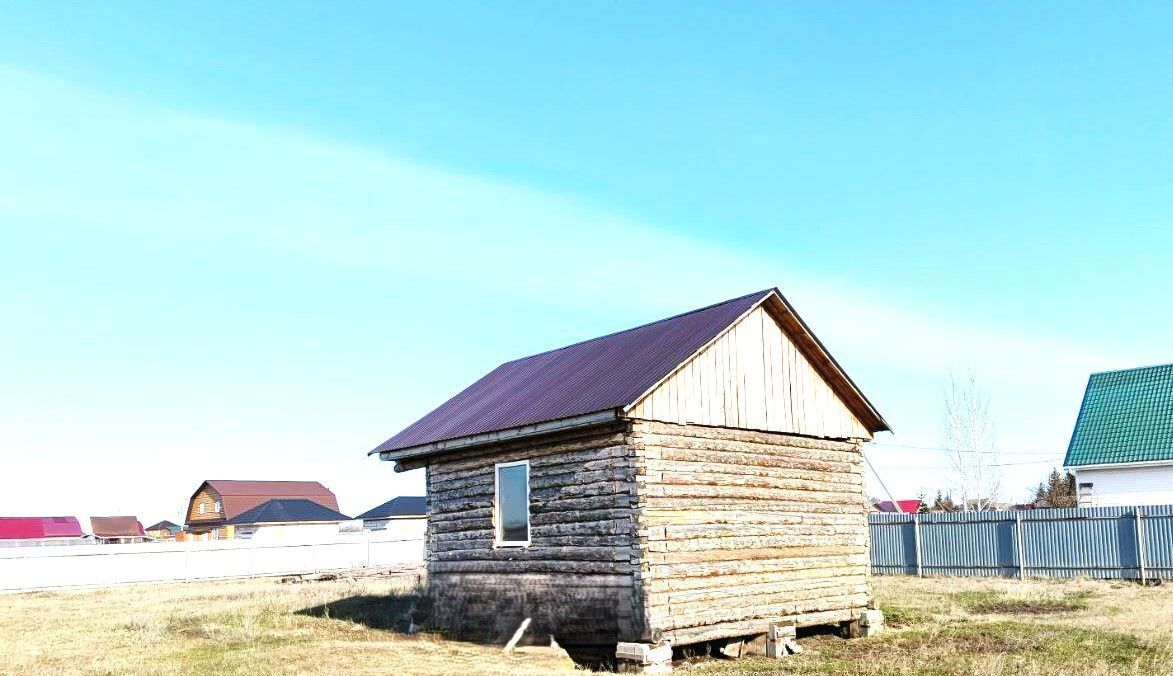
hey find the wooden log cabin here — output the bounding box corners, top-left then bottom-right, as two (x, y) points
(371, 289), (889, 664)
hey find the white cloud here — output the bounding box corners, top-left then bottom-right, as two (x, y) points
(0, 66), (1135, 522)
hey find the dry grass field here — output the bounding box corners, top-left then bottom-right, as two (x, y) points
(1, 574), (1172, 675)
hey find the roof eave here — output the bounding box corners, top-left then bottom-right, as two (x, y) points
(373, 409), (622, 465)
(1066, 459), (1173, 471)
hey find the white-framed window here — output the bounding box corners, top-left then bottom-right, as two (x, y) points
(199, 503), (206, 515)
(494, 459), (530, 547)
(213, 501), (221, 513)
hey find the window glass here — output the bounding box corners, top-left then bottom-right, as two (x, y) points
(497, 463), (529, 544)
(214, 501), (221, 512)
(199, 503), (206, 515)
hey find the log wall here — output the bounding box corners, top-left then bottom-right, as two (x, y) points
(630, 420), (872, 645)
(422, 423), (648, 646)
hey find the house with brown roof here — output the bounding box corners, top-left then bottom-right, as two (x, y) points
(370, 288), (889, 665)
(184, 480), (339, 540)
(90, 516), (148, 544)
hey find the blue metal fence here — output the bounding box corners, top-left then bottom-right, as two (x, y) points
(870, 505), (1173, 580)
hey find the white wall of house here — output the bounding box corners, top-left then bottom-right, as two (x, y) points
(234, 522), (356, 542)
(1073, 464), (1173, 507)
(362, 517), (426, 539)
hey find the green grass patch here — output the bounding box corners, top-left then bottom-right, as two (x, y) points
(877, 603), (935, 628)
(702, 621), (1170, 676)
(178, 635), (302, 675)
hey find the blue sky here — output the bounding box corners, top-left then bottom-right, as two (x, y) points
(2, 3), (1171, 522)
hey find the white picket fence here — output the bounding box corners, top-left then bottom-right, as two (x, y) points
(0, 527), (425, 593)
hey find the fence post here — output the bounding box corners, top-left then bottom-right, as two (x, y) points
(913, 513), (923, 577)
(1136, 507), (1147, 584)
(1015, 512), (1026, 579)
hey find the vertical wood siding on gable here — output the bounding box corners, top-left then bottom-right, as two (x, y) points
(628, 306), (872, 440)
(630, 420), (871, 644)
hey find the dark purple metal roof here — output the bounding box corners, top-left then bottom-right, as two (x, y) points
(373, 289), (772, 454)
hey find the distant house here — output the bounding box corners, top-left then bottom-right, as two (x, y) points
(1065, 364), (1173, 507)
(872, 499), (923, 513)
(145, 520), (182, 540)
(184, 480), (339, 540)
(355, 496), (426, 535)
(0, 517), (85, 547)
(90, 516), (149, 544)
(228, 499), (353, 541)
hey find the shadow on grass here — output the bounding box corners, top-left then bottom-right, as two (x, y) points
(297, 592), (427, 634)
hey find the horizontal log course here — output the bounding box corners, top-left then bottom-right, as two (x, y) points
(648, 554), (869, 580)
(430, 571), (635, 588)
(433, 518), (632, 537)
(532, 494), (634, 514)
(660, 575), (869, 606)
(428, 445), (633, 481)
(430, 470), (632, 495)
(640, 484), (863, 505)
(641, 446), (859, 475)
(638, 508), (864, 527)
(434, 545), (635, 563)
(531, 508), (634, 526)
(433, 534), (633, 552)
(644, 545), (865, 566)
(646, 564), (865, 593)
(636, 498), (866, 513)
(640, 458), (863, 485)
(642, 533), (866, 553)
(431, 489), (633, 515)
(432, 470), (635, 501)
(426, 507), (492, 523)
(429, 560), (636, 575)
(647, 470), (861, 494)
(646, 522), (861, 541)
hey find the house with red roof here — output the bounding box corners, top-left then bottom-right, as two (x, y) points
(0, 517), (86, 547)
(184, 480), (339, 540)
(871, 499), (924, 514)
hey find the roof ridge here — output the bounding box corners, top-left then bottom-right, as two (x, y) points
(1090, 362), (1173, 378)
(206, 479), (325, 484)
(499, 289), (774, 366)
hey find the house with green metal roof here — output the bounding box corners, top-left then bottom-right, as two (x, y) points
(1064, 363), (1173, 507)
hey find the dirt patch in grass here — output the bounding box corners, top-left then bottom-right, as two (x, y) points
(953, 589), (1093, 615)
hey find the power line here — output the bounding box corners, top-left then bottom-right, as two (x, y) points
(876, 458), (1063, 470)
(872, 441), (1063, 457)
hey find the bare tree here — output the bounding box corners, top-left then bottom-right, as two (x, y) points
(941, 370), (1000, 511)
